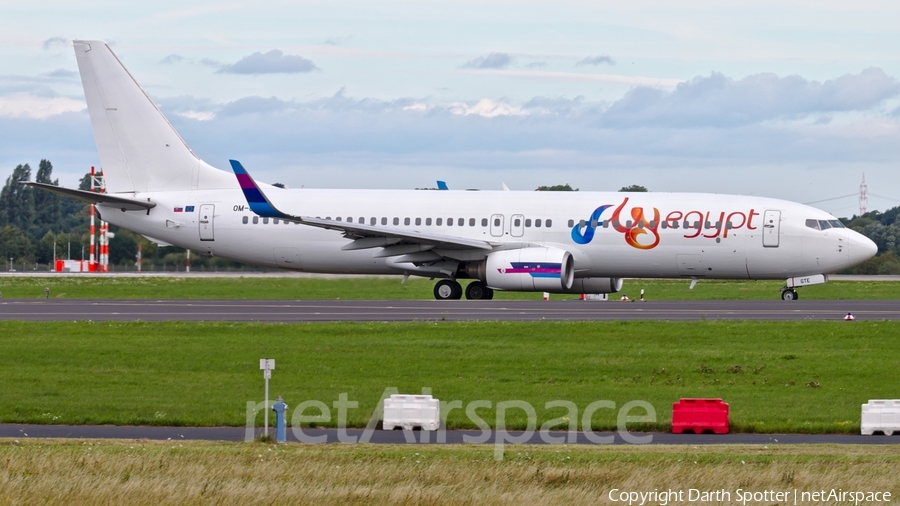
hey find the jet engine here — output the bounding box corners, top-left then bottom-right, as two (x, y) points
(557, 277), (623, 294)
(484, 247), (574, 292)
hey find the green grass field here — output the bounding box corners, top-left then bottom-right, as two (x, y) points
(1, 275), (899, 300)
(2, 320), (897, 433)
(2, 440), (898, 505)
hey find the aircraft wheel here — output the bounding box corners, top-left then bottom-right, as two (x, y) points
(434, 280), (462, 300)
(781, 289), (798, 301)
(465, 281), (494, 300)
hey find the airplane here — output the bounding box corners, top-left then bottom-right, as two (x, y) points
(29, 40), (878, 301)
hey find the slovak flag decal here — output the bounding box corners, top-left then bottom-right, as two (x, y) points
(173, 207), (184, 212)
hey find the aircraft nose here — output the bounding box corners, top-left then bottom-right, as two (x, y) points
(847, 230), (878, 267)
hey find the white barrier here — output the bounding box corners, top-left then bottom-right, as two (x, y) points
(383, 394), (440, 431)
(861, 399), (900, 435)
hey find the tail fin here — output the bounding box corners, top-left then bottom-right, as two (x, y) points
(73, 40), (233, 193)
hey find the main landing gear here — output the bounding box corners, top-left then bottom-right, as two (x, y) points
(433, 280), (494, 300)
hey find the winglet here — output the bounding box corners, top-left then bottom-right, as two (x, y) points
(437, 180), (449, 190)
(230, 160), (286, 218)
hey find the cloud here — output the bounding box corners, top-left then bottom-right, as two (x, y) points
(447, 99), (527, 118)
(577, 55), (615, 66)
(160, 54), (184, 65)
(42, 37), (68, 50)
(0, 94), (85, 119)
(461, 53), (513, 70)
(40, 69), (77, 79)
(217, 50), (319, 74)
(525, 61), (548, 69)
(601, 68), (900, 128)
(325, 35), (353, 46)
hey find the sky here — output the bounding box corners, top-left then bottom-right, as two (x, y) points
(1, 0), (899, 217)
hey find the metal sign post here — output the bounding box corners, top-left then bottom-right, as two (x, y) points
(260, 358), (275, 437)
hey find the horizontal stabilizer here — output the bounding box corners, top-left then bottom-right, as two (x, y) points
(25, 182), (156, 211)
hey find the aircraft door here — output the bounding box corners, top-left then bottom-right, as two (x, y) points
(490, 214), (504, 237)
(511, 214), (524, 237)
(199, 204), (215, 241)
(762, 210), (781, 248)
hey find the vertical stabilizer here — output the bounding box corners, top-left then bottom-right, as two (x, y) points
(73, 40), (233, 193)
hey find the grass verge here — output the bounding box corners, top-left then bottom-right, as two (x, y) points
(1, 321), (897, 432)
(1, 440), (898, 505)
(1, 275), (899, 299)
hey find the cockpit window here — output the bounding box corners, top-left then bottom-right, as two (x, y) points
(808, 219), (846, 231)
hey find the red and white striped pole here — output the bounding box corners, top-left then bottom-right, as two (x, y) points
(186, 249), (191, 273)
(89, 166), (96, 271)
(136, 243), (142, 272)
(100, 221), (109, 273)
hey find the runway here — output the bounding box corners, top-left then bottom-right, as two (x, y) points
(0, 299), (898, 322)
(2, 424), (896, 445)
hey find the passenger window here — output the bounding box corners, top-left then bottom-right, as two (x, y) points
(370, 217), (377, 225)
(415, 218), (422, 226)
(242, 216), (248, 224)
(381, 217), (387, 225)
(579, 219), (586, 227)
(347, 217), (353, 223)
(436, 218), (443, 226)
(494, 218), (500, 226)
(568, 219), (574, 227)
(525, 219), (532, 227)
(447, 218), (453, 226)
(637, 221), (644, 229)
(404, 217), (410, 226)
(514, 218), (521, 227)
(334, 217), (340, 222)
(263, 217), (269, 224)
(481, 218), (488, 227)
(546, 219), (552, 228)
(469, 218), (475, 226)
(426, 218), (432, 226)
(535, 219), (541, 228)
(359, 217), (364, 224)
(660, 221), (667, 229)
(459, 218), (465, 226)
(590, 219), (597, 228)
(274, 218), (280, 224)
(683, 221), (690, 229)
(252, 216), (259, 224)
(625, 220), (633, 228)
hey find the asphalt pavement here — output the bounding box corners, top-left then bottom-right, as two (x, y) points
(0, 298), (897, 322)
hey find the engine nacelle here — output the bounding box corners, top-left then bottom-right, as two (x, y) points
(554, 277), (623, 294)
(485, 247), (574, 292)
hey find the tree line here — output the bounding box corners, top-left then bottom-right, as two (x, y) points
(0, 161), (238, 270)
(0, 162), (897, 273)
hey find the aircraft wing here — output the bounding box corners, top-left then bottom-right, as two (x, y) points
(24, 182), (157, 211)
(230, 160), (494, 255)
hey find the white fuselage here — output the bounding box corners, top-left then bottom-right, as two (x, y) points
(100, 185), (874, 280)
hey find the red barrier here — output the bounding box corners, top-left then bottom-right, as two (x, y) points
(672, 398), (729, 434)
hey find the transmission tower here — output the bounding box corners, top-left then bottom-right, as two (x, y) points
(859, 173), (868, 216)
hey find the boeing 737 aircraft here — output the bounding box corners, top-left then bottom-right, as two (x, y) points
(30, 41), (878, 301)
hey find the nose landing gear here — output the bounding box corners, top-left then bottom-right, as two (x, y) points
(781, 289), (799, 301)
